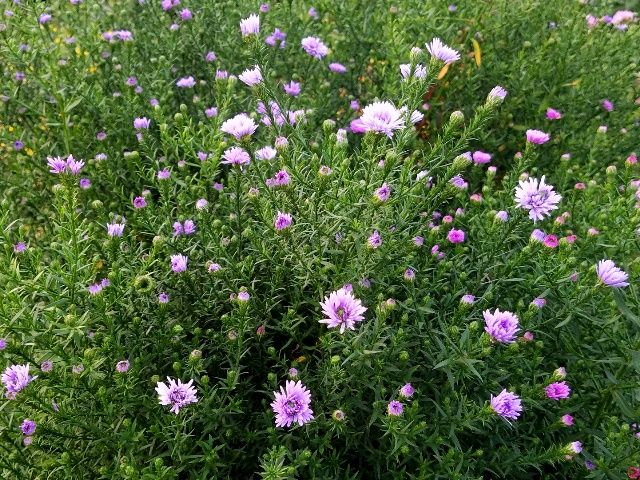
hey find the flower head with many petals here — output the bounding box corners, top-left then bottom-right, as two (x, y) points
(220, 113), (258, 140)
(596, 259), (629, 288)
(483, 308), (520, 343)
(426, 37), (460, 64)
(515, 176), (561, 222)
(490, 389), (522, 420)
(319, 288), (367, 333)
(156, 377), (198, 414)
(2, 364), (36, 399)
(271, 380), (314, 427)
(359, 101), (404, 138)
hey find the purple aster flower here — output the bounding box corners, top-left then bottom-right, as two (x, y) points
(221, 146), (251, 166)
(561, 414), (574, 426)
(531, 297), (546, 309)
(329, 62), (347, 73)
(23, 436), (33, 446)
(426, 37), (460, 64)
(490, 389), (522, 420)
(66, 155), (85, 174)
(79, 178), (91, 189)
(374, 183), (391, 202)
(158, 293), (169, 304)
(116, 360), (130, 373)
(308, 7), (318, 18)
(107, 222), (125, 237)
(319, 287), (367, 333)
(240, 13), (260, 37)
(132, 196), (146, 208)
(238, 291), (250, 302)
(400, 63), (426, 80)
(387, 400), (403, 416)
(220, 113), (258, 139)
(157, 169), (171, 180)
(2, 364), (36, 399)
(256, 146), (277, 161)
(525, 129), (550, 144)
(487, 86), (507, 104)
(215, 70), (228, 80)
(183, 220), (196, 235)
(179, 8), (192, 20)
(39, 13), (52, 24)
(260, 3), (269, 13)
(205, 51), (216, 62)
(0, 338), (6, 350)
(301, 36), (329, 59)
(40, 360), (53, 372)
(13, 242), (27, 253)
(47, 156), (67, 174)
(133, 117), (150, 130)
(495, 210), (509, 222)
(283, 80), (301, 96)
(404, 268), (416, 281)
(13, 140), (24, 151)
(205, 106), (218, 118)
(208, 262), (221, 273)
(156, 377), (198, 414)
(126, 76), (137, 87)
(596, 259), (629, 288)
(271, 380), (314, 428)
(483, 308), (520, 343)
(367, 230), (382, 249)
(170, 254), (188, 273)
(568, 441), (582, 454)
(359, 101), (404, 138)
(176, 76), (195, 88)
(450, 175), (468, 189)
(514, 176), (561, 222)
(20, 419), (36, 435)
(399, 383), (415, 398)
(530, 228), (546, 242)
(602, 99), (614, 112)
(461, 294), (475, 305)
(473, 151), (491, 164)
(238, 65), (263, 87)
(274, 212), (292, 231)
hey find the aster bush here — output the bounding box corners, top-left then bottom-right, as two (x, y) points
(1, 0), (639, 479)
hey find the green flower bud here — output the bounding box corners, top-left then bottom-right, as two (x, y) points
(123, 150), (139, 161)
(91, 199), (103, 209)
(172, 324), (183, 334)
(150, 374), (160, 384)
(172, 361), (181, 372)
(399, 351), (410, 362)
(331, 355), (341, 365)
(134, 274), (155, 293)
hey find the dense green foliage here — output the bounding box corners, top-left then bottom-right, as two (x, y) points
(1, 0), (639, 478)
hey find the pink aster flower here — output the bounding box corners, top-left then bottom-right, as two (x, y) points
(221, 146), (251, 166)
(271, 380), (314, 428)
(483, 308), (520, 343)
(176, 76), (195, 88)
(596, 259), (629, 288)
(447, 229), (465, 244)
(490, 389), (522, 420)
(526, 129), (550, 144)
(240, 14), (260, 37)
(425, 37), (460, 64)
(301, 36), (329, 59)
(319, 287), (367, 333)
(545, 381), (571, 400)
(170, 254), (188, 273)
(546, 108), (562, 120)
(561, 414), (574, 426)
(220, 113), (258, 139)
(255, 146), (276, 160)
(543, 234), (558, 248)
(238, 65), (262, 87)
(274, 212), (292, 231)
(472, 151), (491, 164)
(602, 99), (614, 112)
(514, 176), (561, 222)
(156, 377), (198, 414)
(359, 101), (404, 138)
(399, 383), (415, 398)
